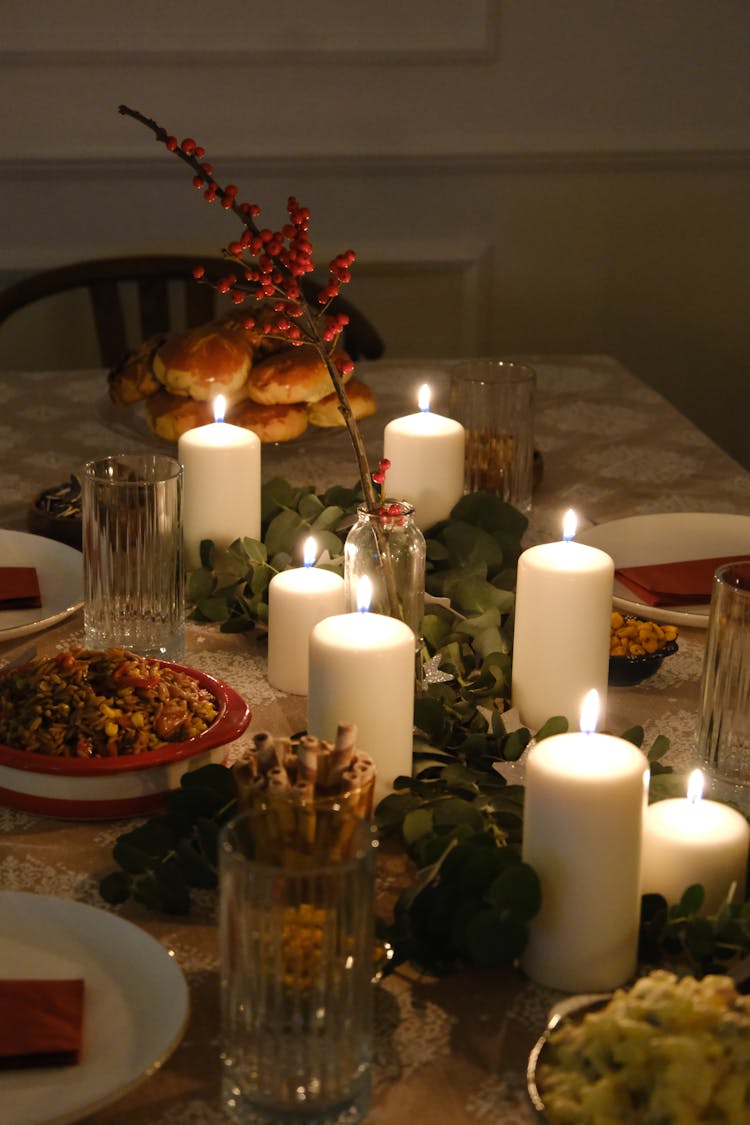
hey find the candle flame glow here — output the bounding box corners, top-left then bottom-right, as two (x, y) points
(562, 509), (577, 542)
(213, 394), (226, 424)
(356, 575), (373, 613)
(579, 689), (599, 735)
(303, 536), (317, 568)
(687, 768), (704, 804)
(418, 384), (431, 412)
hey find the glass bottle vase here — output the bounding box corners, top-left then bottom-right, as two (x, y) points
(343, 501), (426, 641)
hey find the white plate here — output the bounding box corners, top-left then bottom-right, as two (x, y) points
(0, 892), (188, 1125)
(577, 512), (750, 627)
(0, 531), (83, 641)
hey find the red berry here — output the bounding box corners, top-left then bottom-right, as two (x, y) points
(372, 471), (385, 485)
(165, 136), (178, 151)
(181, 138), (197, 153)
(379, 458), (391, 472)
(192, 266), (206, 279)
(192, 176), (205, 189)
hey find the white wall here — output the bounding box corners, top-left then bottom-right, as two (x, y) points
(1, 0), (748, 466)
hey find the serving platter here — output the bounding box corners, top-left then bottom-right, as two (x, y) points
(0, 892), (188, 1125)
(0, 660), (251, 818)
(0, 530), (83, 641)
(577, 512), (750, 627)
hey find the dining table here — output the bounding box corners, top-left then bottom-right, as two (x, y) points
(0, 353), (749, 1125)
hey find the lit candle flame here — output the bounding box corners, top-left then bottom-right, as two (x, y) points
(213, 394), (226, 424)
(562, 509), (577, 542)
(579, 689), (599, 735)
(303, 536), (317, 568)
(418, 384), (431, 412)
(356, 575), (373, 613)
(687, 768), (704, 804)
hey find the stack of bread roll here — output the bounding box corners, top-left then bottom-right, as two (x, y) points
(107, 307), (376, 443)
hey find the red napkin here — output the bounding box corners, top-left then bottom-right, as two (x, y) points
(0, 979), (84, 1068)
(615, 555), (749, 606)
(0, 567), (42, 610)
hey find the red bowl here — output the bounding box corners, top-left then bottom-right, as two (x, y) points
(0, 662), (251, 819)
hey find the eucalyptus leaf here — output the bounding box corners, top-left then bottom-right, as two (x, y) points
(620, 725), (645, 747)
(264, 509), (305, 557)
(535, 716), (568, 740)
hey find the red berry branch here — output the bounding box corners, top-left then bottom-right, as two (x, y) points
(118, 103), (378, 515)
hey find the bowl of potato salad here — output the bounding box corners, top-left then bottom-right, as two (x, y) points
(528, 970), (750, 1124)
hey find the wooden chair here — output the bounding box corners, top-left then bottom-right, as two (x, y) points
(0, 255), (384, 368)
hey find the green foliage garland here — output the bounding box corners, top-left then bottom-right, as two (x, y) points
(100, 479), (750, 980)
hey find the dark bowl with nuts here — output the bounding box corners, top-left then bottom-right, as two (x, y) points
(27, 475), (83, 550)
(608, 611), (679, 686)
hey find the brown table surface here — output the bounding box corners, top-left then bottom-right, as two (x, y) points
(1, 356), (749, 1123)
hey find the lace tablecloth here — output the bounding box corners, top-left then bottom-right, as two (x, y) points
(0, 357), (749, 1124)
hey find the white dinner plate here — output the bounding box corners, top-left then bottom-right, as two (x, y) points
(577, 512), (750, 627)
(0, 530), (83, 641)
(0, 892), (189, 1125)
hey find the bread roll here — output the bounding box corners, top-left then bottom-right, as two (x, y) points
(246, 345), (351, 405)
(307, 379), (376, 427)
(107, 337), (164, 405)
(145, 389), (214, 441)
(152, 321), (252, 401)
(227, 398), (309, 444)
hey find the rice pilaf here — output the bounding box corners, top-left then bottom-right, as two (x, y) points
(0, 647), (219, 758)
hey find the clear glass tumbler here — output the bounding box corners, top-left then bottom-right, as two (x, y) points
(82, 453), (184, 659)
(697, 560), (750, 812)
(448, 359), (536, 513)
(219, 805), (377, 1125)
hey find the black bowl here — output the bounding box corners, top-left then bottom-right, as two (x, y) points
(608, 638), (678, 686)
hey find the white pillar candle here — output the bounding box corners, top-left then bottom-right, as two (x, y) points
(177, 395), (261, 570)
(308, 579), (415, 804)
(641, 770), (749, 914)
(512, 509), (614, 731)
(267, 538), (346, 696)
(383, 383), (465, 531)
(522, 691), (648, 993)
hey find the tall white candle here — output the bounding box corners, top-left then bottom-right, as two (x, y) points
(308, 579), (415, 803)
(641, 770), (749, 914)
(267, 537), (346, 696)
(177, 395), (261, 570)
(522, 691), (648, 993)
(512, 509), (614, 731)
(383, 384), (465, 531)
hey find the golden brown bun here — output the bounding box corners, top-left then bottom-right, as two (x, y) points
(107, 336), (164, 405)
(152, 321), (252, 401)
(227, 398), (309, 444)
(307, 379), (377, 428)
(145, 389), (214, 442)
(246, 345), (351, 405)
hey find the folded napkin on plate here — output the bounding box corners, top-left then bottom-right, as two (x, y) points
(615, 555), (749, 606)
(0, 979), (84, 1068)
(0, 567), (42, 610)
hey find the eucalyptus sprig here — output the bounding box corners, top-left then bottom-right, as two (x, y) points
(186, 481), (528, 638)
(640, 884), (750, 979)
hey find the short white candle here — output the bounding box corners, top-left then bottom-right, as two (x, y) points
(522, 690), (648, 993)
(308, 578), (415, 803)
(267, 537), (346, 696)
(383, 383), (465, 531)
(177, 395), (261, 570)
(512, 509), (614, 731)
(641, 770), (749, 914)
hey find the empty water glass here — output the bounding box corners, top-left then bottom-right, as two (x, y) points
(82, 453), (184, 659)
(697, 560), (750, 812)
